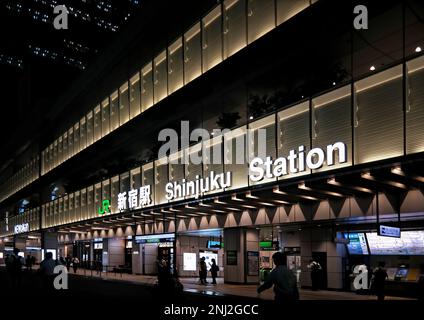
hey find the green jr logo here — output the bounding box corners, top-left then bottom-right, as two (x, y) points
(98, 199), (111, 215)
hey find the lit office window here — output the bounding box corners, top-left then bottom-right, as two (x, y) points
(247, 0), (276, 44)
(93, 105), (102, 142)
(110, 90), (119, 131)
(86, 111), (94, 147)
(223, 0), (247, 59)
(168, 38), (184, 94)
(184, 23), (202, 84)
(62, 132), (68, 161)
(141, 62), (154, 111)
(68, 127), (74, 158)
(406, 55), (424, 154)
(354, 65), (403, 164)
(111, 175), (119, 214)
(80, 188), (87, 221)
(80, 117), (87, 150)
(276, 0), (309, 25)
(74, 191), (81, 222)
(74, 122), (80, 154)
(155, 158), (168, 204)
(312, 85), (352, 172)
(249, 115), (276, 185)
(130, 72), (141, 119)
(202, 5), (223, 72)
(223, 127), (248, 190)
(154, 50), (168, 104)
(119, 82), (130, 126)
(277, 101), (310, 179)
(101, 97), (110, 137)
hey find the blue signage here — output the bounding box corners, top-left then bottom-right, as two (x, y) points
(378, 225), (401, 238)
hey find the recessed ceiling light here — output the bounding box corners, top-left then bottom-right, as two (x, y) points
(415, 46), (422, 53)
(370, 65), (376, 71)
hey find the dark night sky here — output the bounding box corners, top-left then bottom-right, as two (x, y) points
(0, 0), (142, 170)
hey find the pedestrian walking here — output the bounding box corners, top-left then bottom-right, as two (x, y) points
(257, 252), (299, 303)
(199, 257), (207, 285)
(72, 256), (80, 273)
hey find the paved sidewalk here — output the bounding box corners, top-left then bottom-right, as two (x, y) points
(66, 268), (412, 301)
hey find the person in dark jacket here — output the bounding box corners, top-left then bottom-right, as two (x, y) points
(257, 252), (299, 303)
(209, 258), (219, 285)
(372, 262), (388, 301)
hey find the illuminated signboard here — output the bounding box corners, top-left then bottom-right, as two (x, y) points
(117, 185), (152, 211)
(98, 199), (111, 215)
(135, 233), (175, 244)
(366, 231), (424, 255)
(183, 253), (197, 271)
(344, 233), (369, 255)
(14, 223), (29, 234)
(378, 225), (401, 238)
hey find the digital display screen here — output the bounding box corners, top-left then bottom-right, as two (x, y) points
(207, 240), (221, 249)
(183, 253), (197, 271)
(199, 250), (218, 267)
(366, 231), (424, 255)
(344, 233), (369, 255)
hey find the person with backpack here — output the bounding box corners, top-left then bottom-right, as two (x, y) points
(6, 248), (24, 289)
(209, 258), (219, 285)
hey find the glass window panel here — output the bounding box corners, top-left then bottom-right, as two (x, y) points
(53, 140), (58, 168)
(406, 55), (424, 154)
(169, 151), (185, 201)
(93, 105), (102, 142)
(80, 188), (87, 221)
(155, 158), (168, 204)
(68, 127), (74, 158)
(80, 117), (87, 150)
(184, 23), (202, 84)
(224, 127), (248, 190)
(203, 137), (224, 195)
(130, 72), (141, 119)
(86, 111), (94, 146)
(58, 137), (63, 165)
(247, 0), (275, 44)
(277, 101), (310, 179)
(119, 82), (130, 126)
(141, 62), (154, 112)
(74, 122), (80, 154)
(58, 197), (63, 225)
(249, 115), (276, 185)
(405, 3), (424, 59)
(202, 5), (223, 72)
(354, 65), (403, 164)
(276, 0), (309, 25)
(312, 85), (352, 172)
(63, 195), (68, 226)
(130, 167), (141, 190)
(62, 133), (68, 161)
(119, 173), (130, 211)
(110, 90), (119, 131)
(142, 163), (155, 207)
(68, 193), (74, 223)
(154, 50), (168, 103)
(111, 175), (119, 214)
(101, 97), (110, 137)
(87, 186), (94, 219)
(94, 183), (102, 219)
(74, 191), (81, 222)
(168, 38), (184, 94)
(102, 179), (111, 216)
(41, 150), (46, 175)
